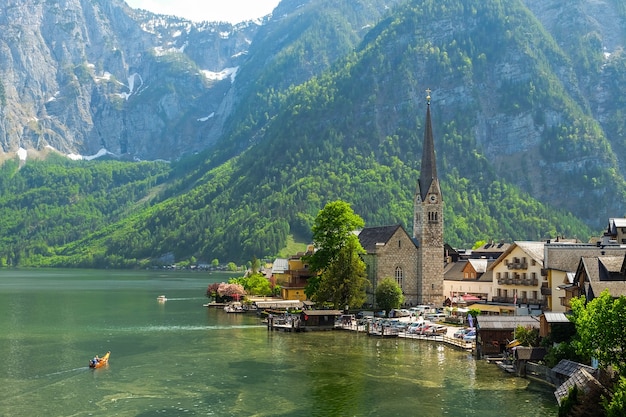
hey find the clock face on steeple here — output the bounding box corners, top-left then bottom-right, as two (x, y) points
(428, 194), (438, 203)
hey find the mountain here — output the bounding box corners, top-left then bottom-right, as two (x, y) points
(0, 0), (625, 266)
(0, 0), (262, 160)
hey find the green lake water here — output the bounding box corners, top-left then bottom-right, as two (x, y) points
(0, 269), (558, 416)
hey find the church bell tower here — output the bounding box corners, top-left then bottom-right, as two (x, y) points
(413, 90), (444, 305)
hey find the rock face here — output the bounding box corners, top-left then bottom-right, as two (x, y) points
(0, 0), (260, 160)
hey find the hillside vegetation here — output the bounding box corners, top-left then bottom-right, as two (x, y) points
(2, 0), (623, 267)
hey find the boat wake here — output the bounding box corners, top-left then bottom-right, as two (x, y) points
(35, 366), (89, 379)
(118, 324), (266, 332)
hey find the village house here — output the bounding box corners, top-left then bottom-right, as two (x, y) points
(273, 245), (316, 302)
(443, 258), (494, 304)
(543, 240), (626, 312)
(488, 241), (546, 313)
(567, 254), (626, 306)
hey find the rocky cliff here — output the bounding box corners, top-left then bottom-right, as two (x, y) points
(0, 0), (261, 160)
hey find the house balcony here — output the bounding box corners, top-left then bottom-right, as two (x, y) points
(492, 296), (544, 305)
(287, 269), (315, 281)
(541, 287), (552, 296)
(281, 278), (309, 288)
(496, 278), (538, 286)
(507, 262), (528, 270)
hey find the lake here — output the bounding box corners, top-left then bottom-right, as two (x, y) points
(0, 269), (558, 416)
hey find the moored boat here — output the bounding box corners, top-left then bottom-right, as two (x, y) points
(89, 351), (110, 369)
(224, 302), (245, 313)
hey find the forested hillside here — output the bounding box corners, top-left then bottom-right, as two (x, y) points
(3, 0), (625, 267)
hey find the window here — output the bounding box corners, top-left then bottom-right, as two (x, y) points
(395, 267), (403, 289)
(398, 239), (401, 248)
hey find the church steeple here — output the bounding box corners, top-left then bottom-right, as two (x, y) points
(418, 90), (437, 202)
(413, 89), (444, 306)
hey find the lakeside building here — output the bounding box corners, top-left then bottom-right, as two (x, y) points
(543, 240), (626, 312)
(357, 224), (419, 306)
(443, 258), (494, 303)
(273, 245), (316, 301)
(488, 241), (546, 313)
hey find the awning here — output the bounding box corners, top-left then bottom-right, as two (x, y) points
(470, 304), (515, 313)
(506, 339), (521, 348)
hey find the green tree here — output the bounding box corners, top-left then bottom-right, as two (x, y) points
(604, 376), (626, 417)
(243, 273), (272, 296)
(570, 290), (626, 375)
(211, 258), (219, 268)
(250, 256), (261, 274)
(307, 200), (365, 274)
(312, 237), (368, 310)
(514, 325), (540, 347)
(226, 262), (238, 271)
(375, 277), (404, 313)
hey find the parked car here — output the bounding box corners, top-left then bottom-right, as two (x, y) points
(390, 309), (411, 318)
(463, 330), (477, 342)
(453, 327), (475, 339)
(407, 321), (431, 334)
(426, 313), (447, 322)
(409, 305), (432, 316)
(425, 324), (447, 335)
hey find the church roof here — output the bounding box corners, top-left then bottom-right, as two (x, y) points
(418, 99), (438, 201)
(358, 224), (414, 252)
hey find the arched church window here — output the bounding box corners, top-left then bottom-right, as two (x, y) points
(395, 267), (403, 288)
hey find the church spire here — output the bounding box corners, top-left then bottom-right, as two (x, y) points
(418, 89), (437, 201)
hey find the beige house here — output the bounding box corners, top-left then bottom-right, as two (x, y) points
(489, 241), (546, 308)
(444, 258), (493, 302)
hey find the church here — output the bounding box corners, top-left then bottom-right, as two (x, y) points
(358, 92), (444, 307)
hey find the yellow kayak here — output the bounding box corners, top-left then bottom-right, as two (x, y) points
(89, 351), (110, 369)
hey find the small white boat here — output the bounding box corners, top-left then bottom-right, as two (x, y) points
(224, 302), (245, 313)
(157, 295), (167, 302)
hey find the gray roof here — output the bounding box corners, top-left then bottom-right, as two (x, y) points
(578, 255), (626, 297)
(544, 244), (626, 272)
(271, 258), (289, 274)
(554, 368), (604, 406)
(444, 260), (494, 282)
(515, 241), (545, 263)
(358, 224), (416, 252)
(477, 315), (540, 330)
(543, 313), (571, 323)
(609, 218), (626, 233)
(488, 241), (545, 271)
(468, 258), (488, 273)
(552, 359), (596, 377)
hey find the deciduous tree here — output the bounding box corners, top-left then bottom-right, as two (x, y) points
(375, 277), (404, 313)
(570, 290), (626, 375)
(307, 200), (365, 274)
(312, 237), (368, 309)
